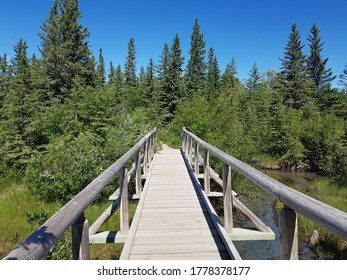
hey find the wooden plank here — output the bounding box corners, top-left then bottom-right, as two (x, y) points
(133, 235), (220, 245)
(129, 252), (230, 260)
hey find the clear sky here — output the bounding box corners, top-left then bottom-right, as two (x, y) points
(0, 0), (346, 87)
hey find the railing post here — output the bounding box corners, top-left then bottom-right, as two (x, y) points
(120, 167), (129, 235)
(203, 148), (210, 195)
(279, 205), (298, 260)
(71, 213), (90, 260)
(143, 142), (148, 174)
(194, 141), (199, 175)
(135, 150), (142, 197)
(188, 137), (193, 164)
(147, 137), (152, 167)
(222, 163), (233, 233)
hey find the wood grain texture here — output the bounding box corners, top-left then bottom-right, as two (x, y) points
(121, 146), (235, 260)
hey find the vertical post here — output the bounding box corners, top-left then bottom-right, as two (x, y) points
(194, 141), (199, 175)
(71, 213), (90, 260)
(150, 134), (155, 158)
(143, 142), (148, 174)
(188, 138), (193, 164)
(119, 167), (129, 235)
(279, 205), (298, 260)
(203, 149), (210, 195)
(147, 137), (152, 167)
(222, 163), (233, 233)
(185, 134), (189, 155)
(135, 151), (141, 197)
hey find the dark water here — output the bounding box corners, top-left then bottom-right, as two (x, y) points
(233, 170), (320, 260)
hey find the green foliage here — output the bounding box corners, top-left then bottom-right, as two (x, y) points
(185, 18), (206, 95)
(26, 132), (107, 202)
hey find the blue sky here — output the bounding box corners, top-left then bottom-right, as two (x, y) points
(0, 0), (346, 87)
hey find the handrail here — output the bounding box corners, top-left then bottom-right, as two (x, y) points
(182, 127), (347, 243)
(4, 128), (157, 260)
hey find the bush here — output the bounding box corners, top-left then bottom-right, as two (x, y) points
(25, 132), (109, 203)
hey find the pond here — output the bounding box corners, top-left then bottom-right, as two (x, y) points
(232, 169), (321, 260)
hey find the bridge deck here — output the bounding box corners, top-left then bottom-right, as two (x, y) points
(120, 146), (234, 260)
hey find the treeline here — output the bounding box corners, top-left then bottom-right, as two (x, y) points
(0, 0), (346, 202)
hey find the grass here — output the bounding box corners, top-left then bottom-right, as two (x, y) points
(0, 176), (139, 260)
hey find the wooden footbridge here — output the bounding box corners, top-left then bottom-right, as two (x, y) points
(4, 128), (347, 260)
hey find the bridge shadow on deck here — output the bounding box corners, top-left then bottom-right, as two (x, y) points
(179, 148), (232, 260)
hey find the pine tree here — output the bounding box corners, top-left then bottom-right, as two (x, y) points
(96, 48), (106, 87)
(0, 40), (38, 168)
(166, 34), (184, 121)
(338, 63), (347, 93)
(185, 18), (206, 95)
(307, 23), (336, 95)
(221, 57), (238, 90)
(124, 37), (137, 87)
(246, 63), (263, 94)
(205, 47), (220, 99)
(108, 62), (115, 84)
(157, 43), (170, 91)
(279, 23), (313, 108)
(39, 0), (95, 103)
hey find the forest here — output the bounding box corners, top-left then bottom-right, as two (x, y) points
(0, 0), (346, 258)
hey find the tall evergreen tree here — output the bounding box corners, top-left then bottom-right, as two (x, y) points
(39, 0), (95, 103)
(279, 23), (313, 108)
(108, 61), (115, 84)
(96, 48), (106, 87)
(221, 57), (238, 90)
(338, 63), (347, 93)
(307, 23), (336, 95)
(157, 43), (170, 91)
(185, 18), (206, 95)
(246, 63), (263, 94)
(124, 37), (137, 87)
(0, 40), (38, 168)
(205, 47), (220, 99)
(166, 34), (184, 121)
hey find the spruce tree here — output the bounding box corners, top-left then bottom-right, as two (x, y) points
(166, 34), (184, 121)
(221, 57), (238, 90)
(39, 0), (95, 103)
(246, 63), (263, 94)
(108, 62), (115, 84)
(185, 18), (206, 95)
(124, 37), (137, 87)
(338, 63), (347, 93)
(205, 47), (220, 99)
(96, 48), (106, 87)
(279, 23), (313, 108)
(307, 23), (336, 95)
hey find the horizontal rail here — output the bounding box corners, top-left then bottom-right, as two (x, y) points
(182, 127), (347, 240)
(4, 128), (157, 260)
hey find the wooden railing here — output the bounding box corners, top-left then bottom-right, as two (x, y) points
(4, 128), (157, 260)
(181, 127), (347, 260)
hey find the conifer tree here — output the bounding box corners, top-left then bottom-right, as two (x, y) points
(221, 57), (238, 90)
(185, 18), (206, 95)
(205, 47), (220, 99)
(124, 37), (137, 87)
(246, 63), (263, 94)
(96, 48), (106, 87)
(0, 40), (37, 168)
(108, 62), (115, 84)
(339, 63), (347, 93)
(39, 0), (95, 103)
(157, 43), (170, 91)
(307, 24), (336, 95)
(279, 23), (313, 108)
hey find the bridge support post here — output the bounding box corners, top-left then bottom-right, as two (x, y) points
(194, 142), (199, 175)
(71, 213), (90, 260)
(279, 205), (298, 260)
(120, 167), (129, 235)
(203, 149), (210, 195)
(222, 164), (233, 233)
(143, 142), (148, 174)
(135, 151), (142, 197)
